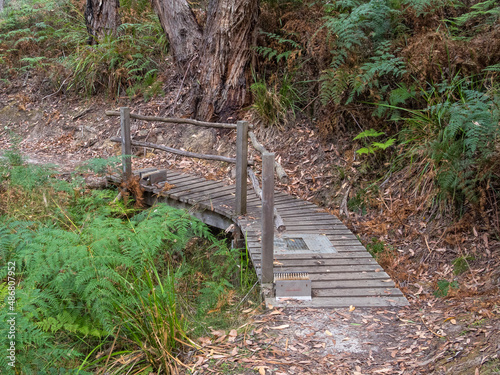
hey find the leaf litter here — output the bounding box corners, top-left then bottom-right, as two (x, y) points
(1, 78), (499, 375)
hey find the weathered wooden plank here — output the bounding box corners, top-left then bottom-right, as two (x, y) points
(131, 164), (409, 308)
(165, 174), (204, 184)
(313, 288), (404, 297)
(271, 264), (382, 273)
(281, 222), (348, 229)
(165, 177), (222, 190)
(285, 229), (358, 237)
(182, 185), (236, 202)
(198, 194), (236, 210)
(279, 210), (336, 217)
(270, 258), (379, 266)
(164, 186), (234, 204)
(310, 279), (397, 288)
(241, 227), (355, 236)
(242, 237), (365, 250)
(261, 152), (275, 284)
(166, 180), (225, 196)
(266, 296), (408, 308)
(242, 238), (367, 251)
(279, 219), (348, 227)
(309, 272), (392, 281)
(282, 218), (345, 226)
(235, 121), (248, 215)
(274, 252), (373, 260)
(274, 201), (319, 210)
(120, 107), (132, 180)
(204, 198), (236, 216)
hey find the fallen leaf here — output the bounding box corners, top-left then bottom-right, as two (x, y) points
(349, 305), (356, 312)
(325, 330), (333, 336)
(269, 324), (289, 330)
(256, 366), (269, 375)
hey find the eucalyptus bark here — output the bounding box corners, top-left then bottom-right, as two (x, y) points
(150, 0), (202, 71)
(197, 0), (259, 121)
(151, 0), (259, 121)
(84, 0), (121, 45)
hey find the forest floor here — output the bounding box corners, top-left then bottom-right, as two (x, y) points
(0, 79), (499, 374)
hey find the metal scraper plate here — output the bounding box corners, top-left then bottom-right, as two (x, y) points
(273, 234), (337, 255)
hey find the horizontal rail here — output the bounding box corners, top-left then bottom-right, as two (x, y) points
(110, 137), (254, 165)
(105, 110), (253, 130)
(248, 167), (286, 232)
(248, 131), (288, 181)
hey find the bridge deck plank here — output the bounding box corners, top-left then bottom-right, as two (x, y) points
(114, 168), (408, 308)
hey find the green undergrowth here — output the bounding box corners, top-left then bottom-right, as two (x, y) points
(0, 0), (167, 99)
(0, 153), (257, 374)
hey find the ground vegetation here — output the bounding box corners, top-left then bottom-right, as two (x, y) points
(0, 0), (499, 373)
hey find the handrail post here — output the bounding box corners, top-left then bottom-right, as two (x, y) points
(120, 107), (132, 180)
(235, 121), (248, 215)
(261, 152), (275, 284)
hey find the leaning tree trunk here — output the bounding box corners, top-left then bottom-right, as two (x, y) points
(151, 0), (259, 121)
(84, 0), (121, 45)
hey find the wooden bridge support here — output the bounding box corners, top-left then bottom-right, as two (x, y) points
(261, 152), (275, 284)
(120, 107), (132, 180)
(235, 120), (248, 216)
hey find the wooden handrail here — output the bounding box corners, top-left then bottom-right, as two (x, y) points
(248, 167), (286, 232)
(261, 152), (275, 284)
(105, 110), (254, 130)
(110, 137), (253, 165)
(248, 131), (288, 181)
(112, 107), (280, 285)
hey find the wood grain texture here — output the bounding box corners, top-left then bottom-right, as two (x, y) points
(109, 166), (408, 307)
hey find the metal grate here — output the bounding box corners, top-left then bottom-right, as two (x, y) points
(273, 234), (337, 255)
(284, 237), (309, 251)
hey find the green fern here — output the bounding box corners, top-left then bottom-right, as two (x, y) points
(255, 31), (303, 63)
(320, 0), (406, 106)
(389, 74), (500, 205)
(354, 128), (396, 154)
(450, 0), (500, 37)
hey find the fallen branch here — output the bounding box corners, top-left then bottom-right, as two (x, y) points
(42, 75), (72, 101)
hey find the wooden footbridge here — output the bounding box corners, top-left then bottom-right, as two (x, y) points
(107, 108), (408, 308)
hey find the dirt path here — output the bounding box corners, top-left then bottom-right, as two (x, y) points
(1, 87), (499, 375)
(188, 299), (499, 375)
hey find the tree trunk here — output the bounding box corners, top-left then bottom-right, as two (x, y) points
(84, 0), (121, 45)
(151, 0), (259, 121)
(0, 0), (4, 13)
(150, 0), (202, 72)
(197, 0), (259, 121)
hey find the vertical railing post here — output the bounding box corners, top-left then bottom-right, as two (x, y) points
(120, 107), (132, 180)
(235, 120), (248, 215)
(261, 152), (275, 284)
